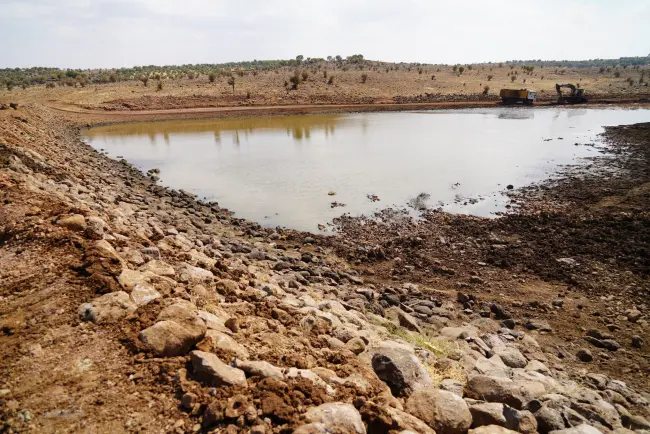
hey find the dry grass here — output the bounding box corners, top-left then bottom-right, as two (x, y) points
(374, 318), (455, 357)
(425, 360), (467, 388)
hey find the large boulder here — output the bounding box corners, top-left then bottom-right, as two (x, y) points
(535, 406), (566, 433)
(57, 214), (86, 231)
(233, 359), (284, 381)
(469, 426), (520, 434)
(190, 351), (247, 388)
(303, 403), (366, 434)
(470, 403), (507, 427)
(495, 348), (528, 369)
(405, 388), (472, 434)
(367, 342), (433, 397)
(466, 375), (528, 409)
(140, 259), (176, 277)
(139, 320), (205, 357)
(78, 291), (137, 323)
(204, 330), (249, 360)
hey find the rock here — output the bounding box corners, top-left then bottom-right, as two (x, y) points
(470, 403), (507, 427)
(631, 335), (643, 348)
(439, 379), (464, 396)
(525, 319), (552, 332)
(57, 214), (86, 231)
(130, 283), (161, 306)
(345, 337), (366, 355)
(624, 308), (642, 323)
(140, 259), (175, 277)
(474, 355), (510, 378)
(285, 368), (336, 395)
(117, 269), (149, 290)
(548, 424), (603, 434)
(470, 426), (519, 434)
(190, 351), (247, 388)
(495, 348), (528, 369)
(78, 291), (137, 323)
(204, 330), (249, 360)
(141, 246), (161, 260)
(368, 343), (433, 397)
(441, 326), (478, 339)
(138, 321), (205, 357)
(274, 261), (292, 271)
(535, 406), (566, 434)
(179, 263), (214, 283)
(396, 308), (423, 333)
(303, 403), (366, 434)
(405, 388), (472, 434)
(525, 360), (550, 375)
(576, 349), (593, 362)
(503, 406), (537, 434)
(85, 216), (107, 238)
(570, 400), (621, 430)
(625, 415), (650, 430)
(233, 359), (284, 381)
(361, 403), (436, 434)
(466, 375), (527, 409)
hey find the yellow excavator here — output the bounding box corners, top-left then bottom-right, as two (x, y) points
(556, 83), (587, 104)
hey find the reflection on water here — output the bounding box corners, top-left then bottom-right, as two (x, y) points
(86, 115), (347, 144)
(84, 108), (650, 232)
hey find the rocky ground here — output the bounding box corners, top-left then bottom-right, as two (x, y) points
(0, 104), (649, 434)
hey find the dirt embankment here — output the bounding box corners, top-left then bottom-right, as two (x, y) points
(1, 104), (649, 434)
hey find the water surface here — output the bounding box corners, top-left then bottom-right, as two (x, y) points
(85, 108), (650, 232)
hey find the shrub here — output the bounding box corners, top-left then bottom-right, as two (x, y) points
(236, 70), (244, 77)
(157, 80), (163, 91)
(599, 66), (605, 73)
(209, 72), (216, 83)
(109, 73), (117, 83)
(289, 73), (300, 90)
(511, 75), (516, 82)
(45, 82), (56, 89)
(483, 85), (489, 95)
(253, 71), (258, 76)
(361, 73), (368, 83)
(614, 71), (621, 78)
(140, 76), (149, 87)
(467, 65), (473, 71)
(418, 68), (423, 74)
(452, 65), (458, 73)
(187, 71), (195, 79)
(328, 75), (335, 85)
(431, 74), (435, 80)
(227, 76), (235, 93)
(301, 71), (309, 81)
(323, 70), (327, 78)
(458, 66), (465, 74)
(487, 75), (493, 81)
(246, 91), (251, 99)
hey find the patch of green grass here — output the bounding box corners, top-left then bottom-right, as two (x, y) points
(373, 318), (454, 357)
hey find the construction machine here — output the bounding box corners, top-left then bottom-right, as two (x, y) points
(556, 83), (587, 104)
(500, 88), (536, 105)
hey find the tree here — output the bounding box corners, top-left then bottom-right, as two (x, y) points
(335, 55), (342, 62)
(227, 76), (235, 93)
(327, 56), (332, 62)
(296, 55), (304, 64)
(452, 65), (458, 73)
(458, 66), (465, 74)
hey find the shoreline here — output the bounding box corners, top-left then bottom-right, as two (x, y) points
(1, 103), (649, 432)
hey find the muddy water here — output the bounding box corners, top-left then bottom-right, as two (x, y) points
(85, 108), (650, 232)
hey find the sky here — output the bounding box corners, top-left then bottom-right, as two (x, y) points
(1, 0), (649, 69)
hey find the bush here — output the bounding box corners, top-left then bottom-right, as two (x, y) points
(418, 68), (423, 74)
(614, 71), (621, 78)
(511, 75), (516, 82)
(487, 75), (493, 81)
(289, 73), (300, 90)
(483, 85), (489, 95)
(209, 72), (216, 83)
(140, 76), (149, 87)
(109, 73), (117, 83)
(157, 80), (163, 91)
(227, 76), (235, 93)
(236, 70), (245, 77)
(452, 65), (458, 73)
(431, 74), (435, 80)
(323, 70), (327, 78)
(458, 66), (464, 74)
(328, 75), (335, 85)
(361, 73), (368, 83)
(187, 71), (195, 79)
(467, 65), (473, 71)
(45, 82), (56, 89)
(301, 71), (309, 81)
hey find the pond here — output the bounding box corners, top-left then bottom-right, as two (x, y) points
(84, 107), (650, 232)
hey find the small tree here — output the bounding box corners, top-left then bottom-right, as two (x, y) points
(458, 66), (465, 75)
(328, 75), (335, 85)
(289, 73), (300, 90)
(301, 71), (309, 81)
(209, 72), (216, 83)
(452, 65), (458, 73)
(157, 80), (163, 91)
(361, 73), (368, 83)
(140, 76), (149, 87)
(487, 74), (493, 81)
(511, 75), (516, 82)
(323, 70), (327, 78)
(227, 76), (235, 93)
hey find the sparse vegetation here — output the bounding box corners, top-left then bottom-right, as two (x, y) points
(511, 75), (516, 82)
(327, 75), (335, 85)
(361, 73), (368, 83)
(208, 72), (216, 83)
(487, 74), (493, 81)
(289, 73), (301, 90)
(140, 76), (149, 87)
(156, 80), (163, 91)
(458, 66), (465, 75)
(227, 76), (235, 93)
(614, 71), (621, 78)
(301, 71), (309, 81)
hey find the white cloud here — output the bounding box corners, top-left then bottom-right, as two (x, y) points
(0, 0), (648, 68)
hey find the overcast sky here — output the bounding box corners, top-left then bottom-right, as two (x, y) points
(1, 0), (649, 69)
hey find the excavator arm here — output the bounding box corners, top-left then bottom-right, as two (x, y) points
(556, 83), (577, 96)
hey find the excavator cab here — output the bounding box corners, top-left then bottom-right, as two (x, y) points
(556, 83), (587, 104)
